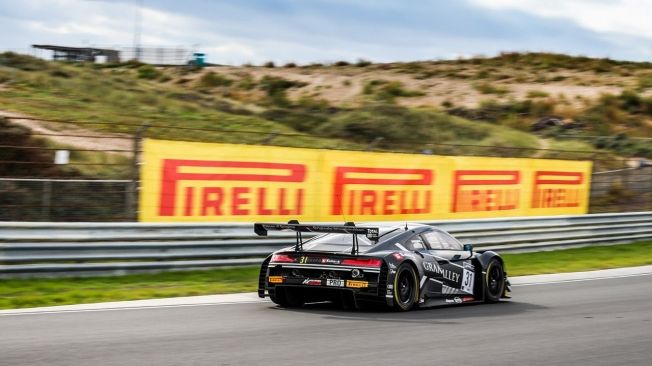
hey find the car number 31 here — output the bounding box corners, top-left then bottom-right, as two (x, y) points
(461, 269), (474, 294)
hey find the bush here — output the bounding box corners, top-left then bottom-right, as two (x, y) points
(258, 75), (306, 106)
(314, 105), (489, 145)
(284, 62), (297, 68)
(527, 90), (549, 98)
(355, 59), (372, 67)
(49, 69), (72, 78)
(473, 82), (509, 95)
(263, 61), (275, 68)
(638, 73), (652, 90)
(334, 61), (350, 67)
(197, 71), (233, 88)
(137, 65), (161, 79)
(0, 52), (48, 71)
(363, 80), (424, 101)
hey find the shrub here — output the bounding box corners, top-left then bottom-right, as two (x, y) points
(284, 62), (297, 68)
(0, 52), (48, 71)
(263, 61), (275, 68)
(137, 65), (161, 79)
(314, 105), (489, 145)
(637, 73), (652, 90)
(473, 82), (509, 95)
(236, 75), (256, 90)
(377, 81), (425, 100)
(355, 59), (372, 67)
(49, 69), (72, 78)
(258, 75), (306, 106)
(362, 80), (424, 101)
(334, 61), (350, 67)
(197, 71), (233, 88)
(527, 90), (549, 98)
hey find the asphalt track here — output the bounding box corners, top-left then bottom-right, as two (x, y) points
(1, 271), (652, 366)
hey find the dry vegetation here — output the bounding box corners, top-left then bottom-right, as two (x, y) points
(1, 51), (651, 169)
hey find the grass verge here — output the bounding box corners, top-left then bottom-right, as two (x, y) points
(1, 240), (651, 310)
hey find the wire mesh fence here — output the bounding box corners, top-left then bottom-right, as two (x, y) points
(0, 114), (650, 221)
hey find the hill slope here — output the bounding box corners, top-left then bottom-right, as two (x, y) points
(0, 51), (650, 173)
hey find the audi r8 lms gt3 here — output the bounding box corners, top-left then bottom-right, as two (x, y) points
(256, 221), (511, 311)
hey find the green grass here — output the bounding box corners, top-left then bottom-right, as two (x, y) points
(0, 266), (261, 310)
(504, 240), (652, 276)
(1, 241), (651, 310)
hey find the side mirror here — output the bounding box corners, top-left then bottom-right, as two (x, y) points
(463, 244), (473, 254)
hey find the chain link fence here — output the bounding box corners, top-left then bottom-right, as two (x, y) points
(0, 115), (650, 221)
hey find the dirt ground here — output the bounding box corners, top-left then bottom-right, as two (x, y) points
(0, 110), (132, 154)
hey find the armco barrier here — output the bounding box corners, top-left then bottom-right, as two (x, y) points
(0, 212), (651, 277)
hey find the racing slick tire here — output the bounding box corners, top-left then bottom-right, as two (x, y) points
(484, 259), (506, 303)
(270, 287), (305, 308)
(392, 262), (419, 311)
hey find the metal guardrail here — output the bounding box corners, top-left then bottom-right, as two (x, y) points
(1, 212), (651, 277)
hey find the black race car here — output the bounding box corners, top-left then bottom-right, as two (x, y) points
(256, 221), (511, 311)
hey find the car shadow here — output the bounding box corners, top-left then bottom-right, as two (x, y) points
(269, 300), (547, 325)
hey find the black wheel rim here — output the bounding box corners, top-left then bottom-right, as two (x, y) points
(397, 270), (413, 304)
(488, 264), (504, 296)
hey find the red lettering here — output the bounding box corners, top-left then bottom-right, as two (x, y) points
(383, 190), (396, 215)
(532, 171), (583, 208)
(332, 167), (433, 215)
(451, 170), (521, 212)
(360, 190), (377, 215)
(278, 188), (294, 215)
(158, 159), (306, 216)
(201, 187), (224, 216)
(256, 187), (273, 215)
(295, 189), (304, 215)
(184, 187), (194, 216)
(231, 187), (250, 215)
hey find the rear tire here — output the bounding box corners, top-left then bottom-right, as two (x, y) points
(270, 287), (305, 308)
(392, 263), (419, 311)
(484, 259), (506, 303)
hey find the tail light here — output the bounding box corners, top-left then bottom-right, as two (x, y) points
(271, 254), (296, 263)
(341, 258), (382, 268)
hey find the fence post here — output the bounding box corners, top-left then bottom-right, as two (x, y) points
(41, 180), (52, 221)
(127, 122), (149, 221)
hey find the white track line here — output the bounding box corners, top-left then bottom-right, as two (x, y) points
(2, 265), (652, 316)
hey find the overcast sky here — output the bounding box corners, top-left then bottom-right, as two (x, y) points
(1, 0), (652, 64)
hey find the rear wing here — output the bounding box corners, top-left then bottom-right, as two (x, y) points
(254, 221), (379, 254)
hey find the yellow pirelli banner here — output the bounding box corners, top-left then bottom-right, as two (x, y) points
(139, 139), (593, 222)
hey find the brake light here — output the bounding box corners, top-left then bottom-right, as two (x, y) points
(271, 254), (296, 263)
(341, 258), (382, 268)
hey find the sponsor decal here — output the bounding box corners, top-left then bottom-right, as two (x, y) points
(159, 159), (306, 217)
(321, 258), (341, 265)
(268, 276), (283, 284)
(445, 297), (463, 304)
(326, 279), (345, 287)
(461, 266), (475, 294)
(423, 262), (461, 283)
(140, 139), (592, 222)
(462, 296), (475, 302)
(531, 171), (583, 208)
(346, 280), (369, 288)
(451, 170), (520, 213)
(302, 279), (322, 286)
(331, 167), (434, 216)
